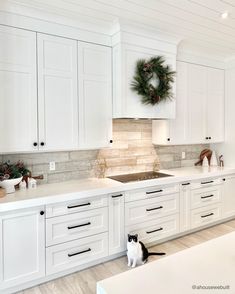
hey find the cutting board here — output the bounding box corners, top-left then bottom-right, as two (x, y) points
(0, 188), (6, 198)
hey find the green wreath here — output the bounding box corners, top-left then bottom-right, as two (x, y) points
(131, 56), (176, 106)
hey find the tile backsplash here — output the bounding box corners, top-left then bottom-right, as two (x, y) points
(0, 120), (208, 184)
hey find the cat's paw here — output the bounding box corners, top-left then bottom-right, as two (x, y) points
(131, 264), (136, 268)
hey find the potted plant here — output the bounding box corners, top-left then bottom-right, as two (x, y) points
(0, 161), (30, 194)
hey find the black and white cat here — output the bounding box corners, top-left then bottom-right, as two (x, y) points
(127, 234), (165, 268)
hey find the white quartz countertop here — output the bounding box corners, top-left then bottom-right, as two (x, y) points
(0, 166), (235, 212)
(97, 231), (235, 294)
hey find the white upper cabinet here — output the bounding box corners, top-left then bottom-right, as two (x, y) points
(37, 33), (78, 151)
(152, 61), (224, 145)
(112, 28), (178, 119)
(78, 42), (112, 149)
(0, 26), (38, 153)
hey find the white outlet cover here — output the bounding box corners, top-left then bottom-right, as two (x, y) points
(49, 162), (56, 171)
(182, 152), (186, 159)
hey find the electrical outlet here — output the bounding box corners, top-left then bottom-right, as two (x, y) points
(49, 162), (56, 171)
(182, 152), (186, 159)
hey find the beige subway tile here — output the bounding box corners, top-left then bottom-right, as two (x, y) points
(105, 157), (137, 167)
(113, 132), (141, 140)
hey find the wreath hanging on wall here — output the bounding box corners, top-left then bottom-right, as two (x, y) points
(131, 56), (176, 106)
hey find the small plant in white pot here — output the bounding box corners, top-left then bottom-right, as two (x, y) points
(0, 161), (30, 194)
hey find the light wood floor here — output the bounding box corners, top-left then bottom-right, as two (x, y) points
(18, 219), (235, 294)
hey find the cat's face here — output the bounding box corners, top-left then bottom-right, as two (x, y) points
(128, 234), (138, 243)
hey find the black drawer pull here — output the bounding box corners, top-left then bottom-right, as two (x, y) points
(182, 182), (190, 186)
(146, 206), (163, 212)
(67, 202), (91, 209)
(201, 194), (214, 199)
(146, 227), (163, 234)
(68, 248), (91, 257)
(146, 189), (163, 195)
(201, 181), (214, 185)
(112, 194), (123, 198)
(201, 212), (214, 218)
(68, 222), (91, 230)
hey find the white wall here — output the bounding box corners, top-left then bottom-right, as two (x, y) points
(212, 65), (235, 167)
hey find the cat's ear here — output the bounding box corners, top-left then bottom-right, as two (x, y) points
(135, 234), (138, 238)
(128, 234), (130, 238)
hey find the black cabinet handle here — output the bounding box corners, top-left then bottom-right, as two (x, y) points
(223, 178), (226, 182)
(40, 211), (44, 215)
(205, 137), (209, 140)
(110, 140), (113, 143)
(33, 142), (38, 147)
(209, 137), (211, 139)
(146, 206), (163, 212)
(40, 142), (45, 146)
(67, 202), (91, 209)
(201, 180), (214, 185)
(146, 227), (163, 234)
(167, 138), (170, 141)
(201, 194), (214, 199)
(112, 194), (123, 198)
(68, 222), (91, 230)
(146, 189), (163, 195)
(182, 182), (190, 186)
(201, 212), (214, 218)
(68, 248), (91, 257)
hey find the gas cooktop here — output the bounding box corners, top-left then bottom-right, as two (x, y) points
(107, 171), (173, 183)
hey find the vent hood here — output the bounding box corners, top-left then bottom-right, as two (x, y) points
(112, 21), (180, 119)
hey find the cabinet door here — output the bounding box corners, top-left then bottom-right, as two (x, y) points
(207, 67), (224, 143)
(0, 26), (38, 152)
(78, 42), (112, 149)
(0, 207), (45, 290)
(187, 63), (207, 143)
(180, 183), (191, 232)
(37, 33), (78, 151)
(222, 176), (235, 218)
(109, 193), (125, 255)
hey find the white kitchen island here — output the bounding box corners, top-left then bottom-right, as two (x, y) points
(97, 232), (235, 294)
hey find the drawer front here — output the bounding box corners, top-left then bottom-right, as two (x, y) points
(46, 195), (108, 218)
(46, 207), (108, 246)
(191, 178), (221, 190)
(125, 193), (179, 226)
(191, 205), (222, 229)
(46, 233), (108, 275)
(125, 184), (179, 202)
(191, 186), (221, 209)
(126, 215), (179, 245)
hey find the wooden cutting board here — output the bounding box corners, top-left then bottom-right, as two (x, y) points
(0, 188), (6, 198)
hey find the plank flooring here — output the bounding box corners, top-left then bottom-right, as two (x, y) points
(18, 219), (235, 294)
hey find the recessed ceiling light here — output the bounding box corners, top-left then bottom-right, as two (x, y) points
(221, 12), (229, 19)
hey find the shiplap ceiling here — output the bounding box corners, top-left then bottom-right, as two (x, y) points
(2, 0), (235, 58)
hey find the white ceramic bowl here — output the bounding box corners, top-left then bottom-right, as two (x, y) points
(0, 177), (23, 194)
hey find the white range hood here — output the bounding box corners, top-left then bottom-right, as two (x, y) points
(112, 22), (181, 119)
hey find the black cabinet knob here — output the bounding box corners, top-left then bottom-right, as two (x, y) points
(33, 142), (38, 147)
(206, 137), (209, 140)
(110, 140), (113, 143)
(167, 138), (170, 141)
(40, 142), (45, 146)
(223, 178), (226, 182)
(40, 211), (45, 215)
(209, 137), (211, 139)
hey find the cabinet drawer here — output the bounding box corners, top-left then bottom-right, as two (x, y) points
(46, 207), (108, 246)
(46, 195), (108, 218)
(126, 215), (179, 245)
(191, 186), (221, 209)
(46, 233), (108, 275)
(191, 178), (221, 190)
(125, 193), (179, 226)
(125, 184), (179, 202)
(191, 205), (221, 229)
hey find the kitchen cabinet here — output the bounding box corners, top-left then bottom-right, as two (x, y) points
(113, 43), (176, 119)
(180, 182), (191, 232)
(37, 33), (78, 151)
(108, 193), (125, 255)
(152, 62), (224, 145)
(222, 176), (235, 218)
(78, 42), (112, 149)
(0, 26), (38, 153)
(0, 207), (45, 290)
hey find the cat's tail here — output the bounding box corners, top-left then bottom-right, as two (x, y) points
(148, 252), (166, 256)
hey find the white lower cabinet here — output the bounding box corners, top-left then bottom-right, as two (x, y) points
(46, 233), (108, 275)
(108, 193), (125, 255)
(0, 207), (45, 290)
(191, 205), (222, 229)
(222, 176), (235, 218)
